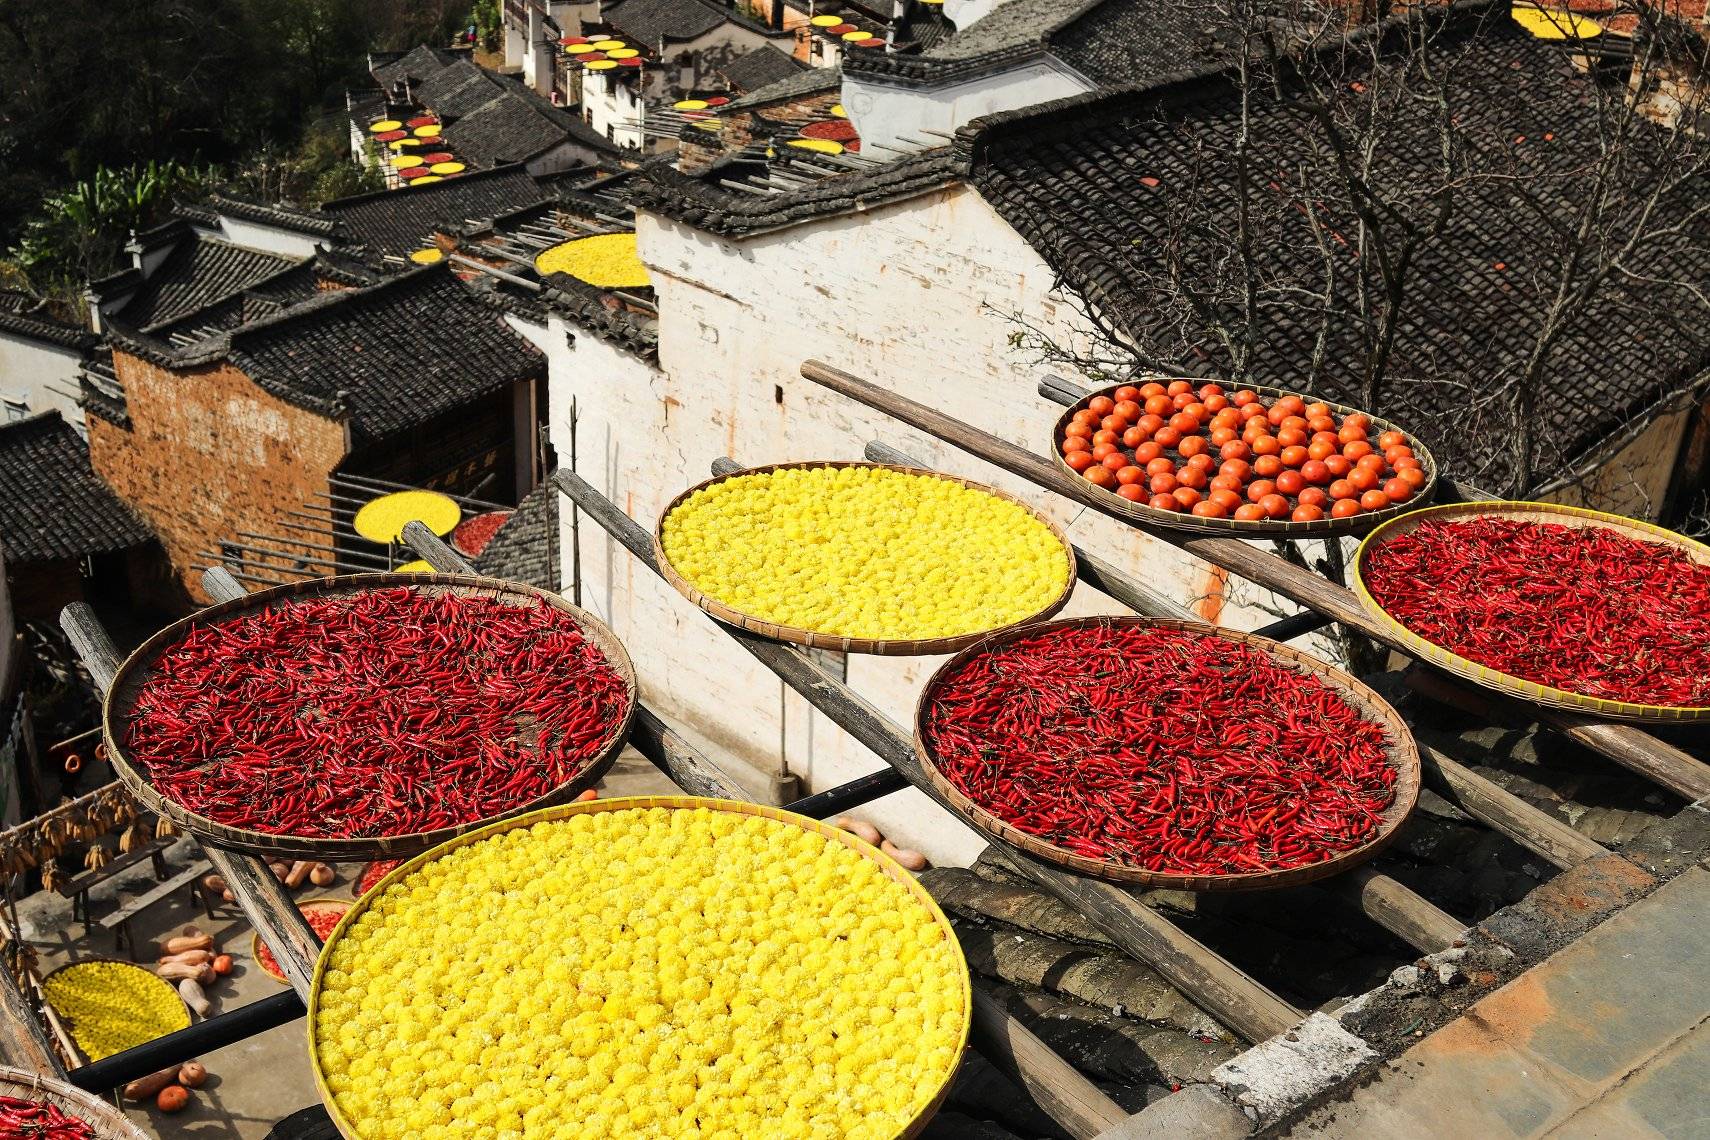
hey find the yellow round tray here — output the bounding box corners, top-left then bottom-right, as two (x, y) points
(1353, 500), (1710, 723)
(308, 796), (970, 1139)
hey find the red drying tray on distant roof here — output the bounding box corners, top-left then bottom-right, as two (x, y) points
(398, 166), (431, 179)
(421, 151), (455, 164)
(705, 96), (730, 106)
(826, 22), (857, 33)
(619, 57), (643, 66)
(802, 119), (858, 142)
(560, 35), (588, 44)
(406, 116), (438, 128)
(373, 130), (407, 142)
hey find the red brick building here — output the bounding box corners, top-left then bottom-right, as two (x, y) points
(89, 263), (546, 604)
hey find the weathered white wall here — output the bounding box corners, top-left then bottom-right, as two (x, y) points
(1542, 399), (1695, 520)
(842, 59), (1092, 153)
(0, 334), (87, 433)
(543, 182), (1285, 866)
(942, 0), (1004, 31)
(214, 217), (325, 260)
(582, 73), (645, 150)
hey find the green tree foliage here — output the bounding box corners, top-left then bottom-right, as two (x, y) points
(8, 161), (217, 297)
(0, 0), (468, 238)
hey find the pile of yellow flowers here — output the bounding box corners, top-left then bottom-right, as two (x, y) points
(42, 960), (190, 1061)
(313, 804), (967, 1139)
(660, 465), (1072, 641)
(534, 233), (653, 289)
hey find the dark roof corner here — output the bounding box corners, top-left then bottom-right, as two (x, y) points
(0, 411), (154, 562)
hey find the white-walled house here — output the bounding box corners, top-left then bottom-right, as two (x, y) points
(507, 0), (1710, 867)
(0, 295), (97, 433)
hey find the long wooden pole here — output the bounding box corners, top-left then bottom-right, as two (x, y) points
(551, 467), (1304, 1044)
(802, 359), (1710, 803)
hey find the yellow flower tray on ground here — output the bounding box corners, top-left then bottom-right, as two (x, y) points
(533, 233), (652, 289)
(41, 959), (190, 1062)
(309, 797), (969, 1139)
(656, 461), (1076, 654)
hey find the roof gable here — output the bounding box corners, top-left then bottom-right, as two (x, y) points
(114, 234), (305, 332)
(319, 165), (553, 258)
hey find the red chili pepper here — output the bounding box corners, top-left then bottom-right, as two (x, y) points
(0, 1093), (98, 1138)
(920, 623), (1398, 876)
(124, 590), (630, 840)
(1363, 516), (1710, 706)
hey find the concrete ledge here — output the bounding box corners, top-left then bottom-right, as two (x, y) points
(1093, 1084), (1252, 1139)
(1208, 1013), (1375, 1128)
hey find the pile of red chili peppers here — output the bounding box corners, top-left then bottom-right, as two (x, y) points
(0, 1095), (95, 1139)
(452, 511), (513, 558)
(124, 588), (630, 839)
(920, 624), (1398, 875)
(1363, 517), (1710, 706)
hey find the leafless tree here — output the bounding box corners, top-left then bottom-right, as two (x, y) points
(1009, 0), (1710, 499)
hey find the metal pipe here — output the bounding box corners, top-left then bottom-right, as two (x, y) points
(65, 992), (304, 1092)
(784, 770), (910, 820)
(1252, 609), (1335, 643)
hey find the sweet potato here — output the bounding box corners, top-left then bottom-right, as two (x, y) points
(158, 948), (213, 967)
(284, 860), (313, 888)
(123, 1065), (181, 1102)
(835, 817), (882, 845)
(880, 840), (928, 871)
(163, 932), (213, 955)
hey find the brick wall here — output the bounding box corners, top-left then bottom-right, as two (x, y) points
(90, 351), (348, 604)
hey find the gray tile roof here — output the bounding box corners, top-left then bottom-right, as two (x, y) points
(222, 264), (546, 442)
(110, 234), (306, 332)
(0, 292), (97, 352)
(720, 45), (808, 93)
(603, 0), (728, 45)
(967, 15), (1710, 490)
(0, 411), (153, 563)
(472, 481), (559, 591)
(723, 65), (841, 110)
(631, 148), (962, 235)
(416, 60), (503, 118)
(319, 165), (554, 258)
(373, 44), (459, 88)
(206, 194), (343, 237)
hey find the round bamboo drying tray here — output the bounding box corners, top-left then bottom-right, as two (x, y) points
(101, 573), (638, 862)
(1353, 500), (1710, 723)
(41, 957), (191, 1064)
(913, 615), (1421, 891)
(0, 1066), (151, 1139)
(254, 899), (349, 984)
(1049, 380), (1440, 536)
(307, 796), (971, 1140)
(654, 460), (1078, 655)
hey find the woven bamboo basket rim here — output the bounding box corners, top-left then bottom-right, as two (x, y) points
(101, 573), (639, 863)
(253, 898), (351, 985)
(912, 615), (1422, 892)
(1353, 500), (1710, 723)
(1050, 379), (1440, 536)
(41, 956), (191, 1064)
(0, 1065), (152, 1139)
(307, 795), (971, 1140)
(654, 460), (1078, 655)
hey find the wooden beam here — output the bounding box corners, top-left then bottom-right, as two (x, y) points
(396, 521), (1122, 1133)
(801, 360), (1710, 805)
(550, 467), (1304, 1044)
(1420, 745), (1607, 869)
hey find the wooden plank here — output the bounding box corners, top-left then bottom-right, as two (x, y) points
(970, 988), (1129, 1140)
(57, 837), (169, 898)
(401, 514), (1122, 1131)
(551, 467), (1305, 1044)
(96, 861), (209, 932)
(0, 957), (66, 1076)
(802, 360), (1710, 805)
(77, 583), (323, 1002)
(1420, 746), (1607, 870)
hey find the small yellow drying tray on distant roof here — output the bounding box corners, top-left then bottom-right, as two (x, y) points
(353, 491), (461, 543)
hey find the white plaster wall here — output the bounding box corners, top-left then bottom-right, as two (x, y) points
(541, 183), (1296, 866)
(842, 60), (1092, 153)
(214, 217), (324, 260)
(582, 75), (644, 151)
(941, 0), (1004, 30)
(0, 335), (87, 433)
